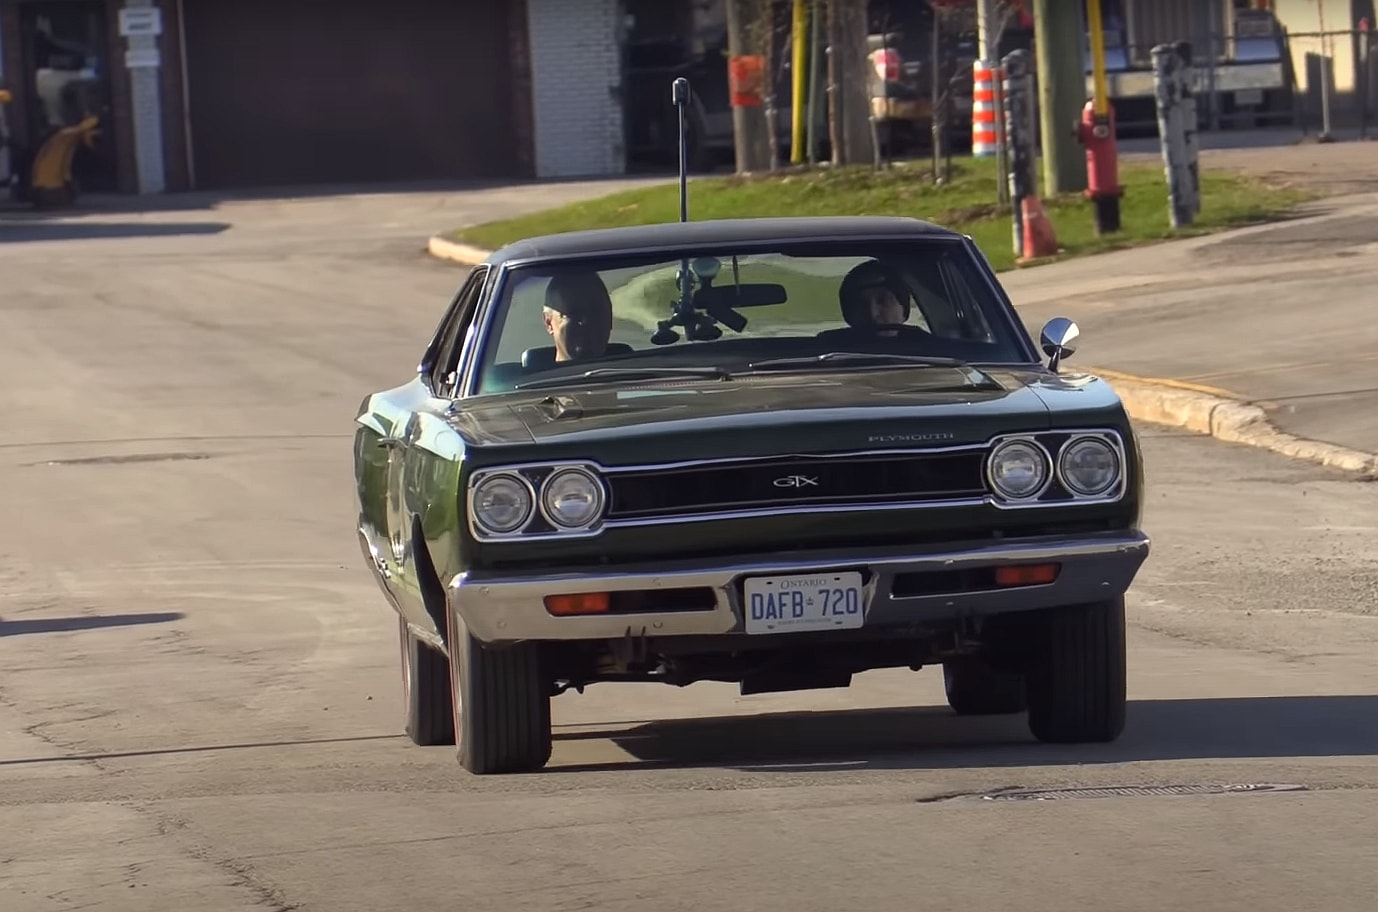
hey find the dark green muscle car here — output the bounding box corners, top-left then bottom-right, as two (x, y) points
(353, 215), (1150, 775)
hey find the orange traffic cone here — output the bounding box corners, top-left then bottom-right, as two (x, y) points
(1019, 194), (1059, 262)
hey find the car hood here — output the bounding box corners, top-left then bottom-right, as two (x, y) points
(444, 366), (1123, 464)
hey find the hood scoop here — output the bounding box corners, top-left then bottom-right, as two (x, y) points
(532, 387), (708, 422)
(532, 394), (665, 422)
(535, 395), (583, 422)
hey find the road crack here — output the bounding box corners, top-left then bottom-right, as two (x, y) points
(144, 805), (302, 911)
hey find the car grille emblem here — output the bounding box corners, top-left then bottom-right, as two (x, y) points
(773, 474), (820, 489)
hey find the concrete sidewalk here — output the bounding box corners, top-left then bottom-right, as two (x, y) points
(1005, 191), (1378, 470)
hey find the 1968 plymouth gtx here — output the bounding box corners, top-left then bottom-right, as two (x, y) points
(353, 215), (1150, 774)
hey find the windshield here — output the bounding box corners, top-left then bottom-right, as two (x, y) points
(470, 237), (1033, 395)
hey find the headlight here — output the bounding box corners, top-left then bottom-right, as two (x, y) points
(1059, 436), (1121, 496)
(540, 468), (605, 528)
(471, 473), (533, 534)
(988, 439), (1049, 500)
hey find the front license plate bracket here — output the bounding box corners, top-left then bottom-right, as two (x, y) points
(743, 571), (866, 635)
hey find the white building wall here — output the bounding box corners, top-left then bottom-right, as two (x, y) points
(123, 0), (166, 193)
(1272, 0), (1367, 92)
(525, 0), (627, 178)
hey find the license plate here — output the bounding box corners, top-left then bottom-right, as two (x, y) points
(743, 572), (865, 635)
(1235, 88), (1263, 106)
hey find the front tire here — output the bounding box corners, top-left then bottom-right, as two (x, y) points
(450, 618), (552, 775)
(943, 656), (1027, 715)
(399, 617), (455, 746)
(1024, 596), (1128, 743)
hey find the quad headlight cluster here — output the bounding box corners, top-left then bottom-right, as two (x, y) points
(468, 464), (607, 540)
(985, 432), (1125, 505)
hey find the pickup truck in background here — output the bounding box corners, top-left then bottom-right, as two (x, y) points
(624, 0), (1295, 169)
(868, 0), (1294, 153)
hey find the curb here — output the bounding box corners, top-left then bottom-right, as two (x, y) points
(1090, 367), (1378, 477)
(423, 235), (1376, 477)
(427, 235), (491, 266)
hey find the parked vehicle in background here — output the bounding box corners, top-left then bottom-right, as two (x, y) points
(624, 23), (805, 173)
(1084, 0), (1293, 132)
(624, 0), (1296, 169)
(885, 0), (1295, 152)
(865, 1), (1025, 157)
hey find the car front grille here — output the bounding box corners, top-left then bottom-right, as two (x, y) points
(604, 450), (988, 520)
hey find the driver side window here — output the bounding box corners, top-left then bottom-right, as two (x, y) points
(426, 266), (489, 395)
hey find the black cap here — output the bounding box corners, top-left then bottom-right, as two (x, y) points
(544, 271), (611, 316)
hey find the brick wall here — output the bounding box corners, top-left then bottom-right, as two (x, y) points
(525, 0), (626, 178)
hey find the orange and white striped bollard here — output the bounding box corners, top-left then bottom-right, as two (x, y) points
(971, 60), (1004, 158)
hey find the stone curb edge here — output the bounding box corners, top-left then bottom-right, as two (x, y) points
(425, 236), (1378, 477)
(428, 235), (491, 266)
(1089, 368), (1378, 477)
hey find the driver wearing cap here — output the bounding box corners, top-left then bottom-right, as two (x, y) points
(543, 271), (614, 362)
(818, 259), (916, 341)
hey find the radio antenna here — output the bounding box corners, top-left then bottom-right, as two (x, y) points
(672, 77), (691, 223)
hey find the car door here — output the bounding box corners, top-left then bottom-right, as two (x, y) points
(357, 266), (488, 637)
(386, 267), (489, 636)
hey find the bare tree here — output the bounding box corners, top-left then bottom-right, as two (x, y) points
(925, 0), (1023, 181)
(746, 0), (783, 170)
(726, 0), (774, 174)
(825, 0), (875, 166)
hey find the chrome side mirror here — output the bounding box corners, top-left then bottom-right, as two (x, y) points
(1039, 317), (1080, 373)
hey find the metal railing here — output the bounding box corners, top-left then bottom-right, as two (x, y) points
(1280, 29), (1378, 139)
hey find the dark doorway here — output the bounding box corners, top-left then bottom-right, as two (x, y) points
(17, 0), (118, 192)
(180, 0), (524, 190)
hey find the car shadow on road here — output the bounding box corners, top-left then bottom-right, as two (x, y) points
(0, 611), (185, 637)
(0, 222), (231, 243)
(546, 695), (1378, 773)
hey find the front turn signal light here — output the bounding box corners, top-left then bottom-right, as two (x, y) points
(544, 592), (611, 615)
(994, 563), (1060, 587)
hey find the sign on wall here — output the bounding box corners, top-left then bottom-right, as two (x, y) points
(119, 8), (164, 38)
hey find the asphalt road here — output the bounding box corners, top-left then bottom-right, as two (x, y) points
(3, 192), (1378, 912)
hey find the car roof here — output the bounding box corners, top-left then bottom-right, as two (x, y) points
(484, 216), (966, 267)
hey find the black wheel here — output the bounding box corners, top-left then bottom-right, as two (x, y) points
(1024, 597), (1128, 743)
(943, 656), (1027, 715)
(450, 619), (552, 775)
(399, 616), (455, 746)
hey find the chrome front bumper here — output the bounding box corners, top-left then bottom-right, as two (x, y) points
(449, 531), (1150, 645)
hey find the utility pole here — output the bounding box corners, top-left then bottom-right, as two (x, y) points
(726, 0), (771, 173)
(1032, 0), (1087, 195)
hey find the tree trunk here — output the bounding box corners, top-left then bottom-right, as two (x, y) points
(827, 0), (874, 165)
(727, 0), (772, 173)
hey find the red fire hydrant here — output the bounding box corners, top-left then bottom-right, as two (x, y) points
(1075, 99), (1123, 234)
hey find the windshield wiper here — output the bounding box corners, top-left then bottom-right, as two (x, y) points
(747, 352), (971, 371)
(745, 352), (1004, 388)
(513, 366), (734, 391)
